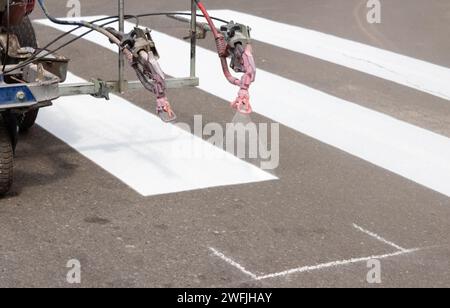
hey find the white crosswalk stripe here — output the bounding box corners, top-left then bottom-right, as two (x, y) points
(36, 73), (276, 197)
(207, 10), (450, 101)
(35, 15), (450, 197)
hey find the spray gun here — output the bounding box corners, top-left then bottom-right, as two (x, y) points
(220, 21), (256, 114)
(36, 0), (176, 122)
(194, 0), (256, 114)
(36, 0), (255, 120)
(106, 27), (176, 122)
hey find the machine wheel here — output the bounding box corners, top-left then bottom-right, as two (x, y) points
(10, 16), (38, 50)
(17, 109), (39, 133)
(10, 17), (40, 133)
(0, 117), (13, 196)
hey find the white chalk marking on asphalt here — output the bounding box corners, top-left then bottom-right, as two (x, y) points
(255, 248), (419, 281)
(210, 246), (419, 281)
(205, 10), (450, 101)
(209, 247), (258, 279)
(36, 72), (276, 197)
(36, 17), (450, 198)
(353, 224), (407, 252)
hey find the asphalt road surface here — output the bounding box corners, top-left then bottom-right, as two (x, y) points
(1, 0), (450, 288)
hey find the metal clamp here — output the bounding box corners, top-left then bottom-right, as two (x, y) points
(90, 79), (110, 100)
(220, 21), (252, 48)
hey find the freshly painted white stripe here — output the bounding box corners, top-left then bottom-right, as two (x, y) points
(255, 248), (419, 281)
(206, 10), (450, 101)
(36, 72), (276, 196)
(209, 247), (258, 279)
(353, 224), (407, 252)
(36, 17), (450, 197)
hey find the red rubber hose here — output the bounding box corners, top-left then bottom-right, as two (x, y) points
(194, 0), (240, 86)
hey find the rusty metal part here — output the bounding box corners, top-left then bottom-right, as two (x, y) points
(0, 0), (28, 26)
(33, 50), (69, 82)
(0, 32), (32, 58)
(0, 62), (60, 111)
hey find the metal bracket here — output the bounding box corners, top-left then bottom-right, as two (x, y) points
(0, 63), (60, 111)
(0, 33), (33, 59)
(58, 77), (199, 98)
(90, 79), (110, 100)
(220, 21), (252, 47)
(1, 0), (201, 113)
(167, 15), (211, 40)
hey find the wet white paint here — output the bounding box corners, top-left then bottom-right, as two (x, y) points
(36, 72), (276, 196)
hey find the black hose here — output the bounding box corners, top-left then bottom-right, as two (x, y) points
(4, 0), (230, 75)
(38, 15), (138, 53)
(37, 0), (85, 28)
(37, 12), (227, 54)
(3, 17), (122, 74)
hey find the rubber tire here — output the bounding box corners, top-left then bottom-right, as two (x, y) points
(10, 16), (38, 50)
(9, 16), (39, 133)
(0, 117), (13, 196)
(17, 108), (39, 133)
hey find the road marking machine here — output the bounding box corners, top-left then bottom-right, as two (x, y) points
(0, 0), (256, 195)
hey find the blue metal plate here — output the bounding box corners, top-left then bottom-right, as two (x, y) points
(0, 85), (36, 106)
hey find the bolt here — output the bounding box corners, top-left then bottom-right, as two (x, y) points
(16, 91), (26, 101)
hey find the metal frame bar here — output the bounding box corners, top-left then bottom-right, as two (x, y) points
(0, 64), (60, 110)
(118, 0), (125, 93)
(108, 0), (198, 95)
(1, 0), (200, 111)
(58, 77), (199, 98)
(107, 0), (198, 94)
(111, 0), (199, 94)
(190, 0), (197, 78)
